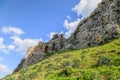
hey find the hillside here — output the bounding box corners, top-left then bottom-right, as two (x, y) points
(2, 0), (120, 79)
(14, 0), (120, 72)
(3, 38), (120, 80)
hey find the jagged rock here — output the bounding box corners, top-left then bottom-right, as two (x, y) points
(14, 46), (45, 72)
(14, 34), (65, 72)
(52, 34), (59, 40)
(14, 0), (120, 72)
(67, 0), (120, 49)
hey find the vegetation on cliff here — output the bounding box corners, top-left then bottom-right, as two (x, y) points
(3, 38), (120, 80)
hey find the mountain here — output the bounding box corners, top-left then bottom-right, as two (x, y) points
(3, 0), (120, 79)
(3, 38), (120, 80)
(14, 0), (120, 72)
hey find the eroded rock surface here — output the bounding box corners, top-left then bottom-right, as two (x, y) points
(67, 0), (120, 49)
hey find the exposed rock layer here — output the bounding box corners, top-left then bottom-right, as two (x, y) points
(14, 0), (120, 72)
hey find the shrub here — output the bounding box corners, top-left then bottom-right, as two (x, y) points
(109, 49), (116, 53)
(116, 52), (120, 55)
(58, 67), (73, 77)
(72, 60), (80, 68)
(81, 50), (87, 59)
(97, 57), (111, 66)
(28, 73), (37, 79)
(46, 63), (54, 69)
(62, 61), (71, 67)
(113, 59), (120, 66)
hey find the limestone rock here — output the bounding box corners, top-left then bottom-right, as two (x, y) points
(14, 34), (65, 72)
(67, 0), (120, 49)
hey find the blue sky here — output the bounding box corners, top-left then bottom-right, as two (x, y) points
(0, 0), (102, 78)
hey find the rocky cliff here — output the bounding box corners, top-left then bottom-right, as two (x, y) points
(14, 0), (120, 72)
(67, 0), (120, 49)
(14, 34), (66, 72)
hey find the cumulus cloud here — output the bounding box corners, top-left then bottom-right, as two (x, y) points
(6, 45), (15, 51)
(1, 26), (25, 35)
(0, 64), (11, 74)
(10, 36), (42, 53)
(0, 37), (15, 53)
(64, 18), (81, 38)
(1, 26), (43, 54)
(72, 0), (102, 18)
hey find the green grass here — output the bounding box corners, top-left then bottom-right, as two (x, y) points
(3, 38), (120, 80)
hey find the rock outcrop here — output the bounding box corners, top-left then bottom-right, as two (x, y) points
(67, 0), (120, 49)
(14, 34), (66, 72)
(14, 0), (120, 72)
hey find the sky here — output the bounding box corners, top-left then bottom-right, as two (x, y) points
(0, 0), (102, 78)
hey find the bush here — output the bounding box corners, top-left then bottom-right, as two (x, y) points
(113, 59), (120, 66)
(81, 50), (87, 59)
(97, 57), (111, 66)
(62, 61), (71, 67)
(116, 52), (120, 55)
(72, 60), (80, 68)
(58, 67), (73, 77)
(46, 63), (54, 69)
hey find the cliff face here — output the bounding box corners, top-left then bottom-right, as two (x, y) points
(14, 0), (120, 72)
(67, 0), (120, 49)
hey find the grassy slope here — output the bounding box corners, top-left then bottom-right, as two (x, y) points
(3, 38), (120, 80)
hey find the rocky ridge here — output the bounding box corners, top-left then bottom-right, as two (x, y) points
(14, 0), (120, 72)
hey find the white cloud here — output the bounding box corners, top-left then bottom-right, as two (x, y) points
(2, 26), (25, 35)
(0, 64), (11, 74)
(64, 18), (81, 38)
(0, 38), (5, 50)
(6, 45), (15, 50)
(10, 36), (42, 53)
(72, 0), (102, 18)
(1, 26), (43, 54)
(0, 37), (15, 54)
(49, 32), (57, 39)
(48, 31), (64, 39)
